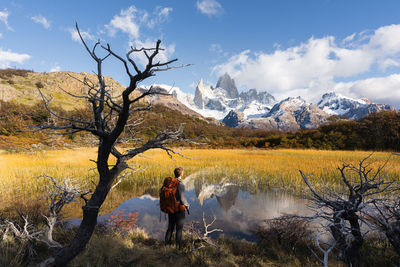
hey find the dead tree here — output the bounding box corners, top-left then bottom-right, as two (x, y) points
(188, 212), (223, 251)
(366, 197), (400, 256)
(312, 231), (336, 267)
(300, 155), (394, 267)
(1, 216), (42, 263)
(41, 175), (90, 248)
(366, 153), (400, 256)
(37, 23), (190, 266)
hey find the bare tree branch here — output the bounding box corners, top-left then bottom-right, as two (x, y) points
(299, 156), (397, 266)
(189, 212), (223, 251)
(37, 23), (191, 267)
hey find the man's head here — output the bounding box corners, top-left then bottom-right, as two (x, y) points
(174, 167), (184, 178)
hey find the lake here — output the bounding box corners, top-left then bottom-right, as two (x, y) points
(72, 171), (310, 241)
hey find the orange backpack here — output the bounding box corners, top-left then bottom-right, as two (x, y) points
(159, 177), (186, 214)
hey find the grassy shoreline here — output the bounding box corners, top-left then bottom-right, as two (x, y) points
(2, 218), (399, 266)
(1, 148), (399, 213)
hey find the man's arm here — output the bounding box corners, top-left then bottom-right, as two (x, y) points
(178, 182), (190, 208)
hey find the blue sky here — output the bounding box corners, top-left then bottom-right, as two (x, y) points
(1, 0), (400, 106)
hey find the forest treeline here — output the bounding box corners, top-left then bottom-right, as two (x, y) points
(0, 99), (399, 151)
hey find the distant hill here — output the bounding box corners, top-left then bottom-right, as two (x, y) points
(0, 69), (125, 110)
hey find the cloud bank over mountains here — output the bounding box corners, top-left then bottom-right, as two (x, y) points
(213, 24), (400, 107)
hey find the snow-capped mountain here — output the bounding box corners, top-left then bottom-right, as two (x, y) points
(137, 84), (220, 124)
(215, 73), (239, 99)
(231, 97), (328, 131)
(185, 75), (330, 131)
(318, 92), (395, 119)
(220, 97), (330, 131)
(162, 74), (396, 131)
(189, 73), (276, 120)
(263, 97), (329, 131)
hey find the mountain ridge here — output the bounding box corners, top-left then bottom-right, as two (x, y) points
(171, 73), (396, 132)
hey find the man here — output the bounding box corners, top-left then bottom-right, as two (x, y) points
(165, 167), (190, 249)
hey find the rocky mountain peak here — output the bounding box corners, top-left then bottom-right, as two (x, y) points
(216, 73), (239, 99)
(180, 76), (277, 120)
(319, 92), (366, 106)
(268, 96), (305, 114)
(198, 78), (204, 87)
(222, 109), (246, 128)
(239, 89), (276, 105)
(361, 97), (373, 104)
(194, 79), (213, 109)
(318, 91), (394, 119)
(249, 97), (330, 132)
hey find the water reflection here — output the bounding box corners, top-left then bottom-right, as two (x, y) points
(92, 175), (310, 241)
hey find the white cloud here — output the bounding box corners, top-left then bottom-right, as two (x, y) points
(104, 6), (175, 67)
(196, 0), (223, 17)
(129, 39), (175, 68)
(147, 6), (172, 29)
(67, 28), (95, 43)
(50, 65), (61, 72)
(342, 32), (356, 44)
(158, 6), (172, 18)
(0, 48), (30, 68)
(105, 6), (144, 39)
(0, 33), (2, 39)
(213, 24), (400, 105)
(31, 15), (51, 29)
(105, 5), (173, 38)
(0, 10), (12, 31)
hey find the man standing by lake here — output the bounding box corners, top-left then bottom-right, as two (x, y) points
(164, 167), (190, 249)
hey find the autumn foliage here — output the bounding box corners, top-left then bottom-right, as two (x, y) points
(106, 210), (139, 232)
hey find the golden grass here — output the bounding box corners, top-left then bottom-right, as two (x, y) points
(0, 148), (399, 217)
(69, 228), (323, 267)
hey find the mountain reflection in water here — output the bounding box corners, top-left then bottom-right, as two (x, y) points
(93, 175), (310, 241)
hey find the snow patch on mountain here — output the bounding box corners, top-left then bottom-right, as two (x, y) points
(318, 92), (395, 119)
(256, 97), (330, 131)
(318, 92), (366, 115)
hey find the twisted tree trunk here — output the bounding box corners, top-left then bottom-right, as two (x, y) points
(37, 24), (187, 266)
